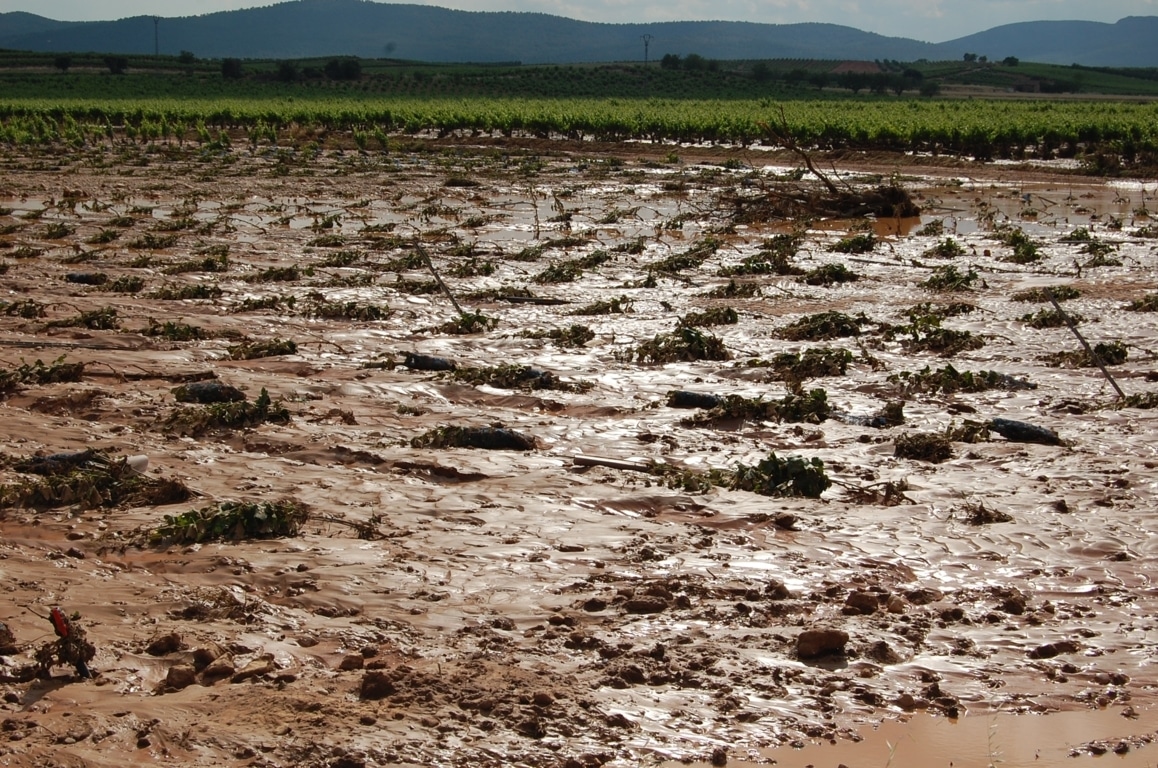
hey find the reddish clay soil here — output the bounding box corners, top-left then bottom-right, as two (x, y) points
(1, 139), (1157, 768)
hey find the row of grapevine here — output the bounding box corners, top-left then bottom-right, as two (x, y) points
(1, 97), (1156, 159)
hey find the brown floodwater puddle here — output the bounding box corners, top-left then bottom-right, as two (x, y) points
(664, 707), (1158, 767)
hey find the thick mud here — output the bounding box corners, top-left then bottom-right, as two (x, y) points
(0, 140), (1157, 768)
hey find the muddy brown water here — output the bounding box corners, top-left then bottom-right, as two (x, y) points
(0, 142), (1157, 767)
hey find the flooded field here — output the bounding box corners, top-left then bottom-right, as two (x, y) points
(0, 139), (1156, 767)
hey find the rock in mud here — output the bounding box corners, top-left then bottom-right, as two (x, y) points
(623, 597), (668, 614)
(766, 579), (792, 600)
(339, 655), (365, 671)
(797, 628), (849, 658)
(988, 417), (1063, 446)
(404, 352), (457, 371)
(666, 390), (722, 409)
(359, 670), (396, 700)
(145, 632), (184, 656)
(1028, 640), (1081, 659)
(232, 655), (275, 683)
(200, 654), (235, 681)
(164, 664), (198, 691)
(843, 591), (880, 615)
(0, 622), (17, 655)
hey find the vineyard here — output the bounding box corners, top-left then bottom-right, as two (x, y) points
(2, 95), (1158, 167)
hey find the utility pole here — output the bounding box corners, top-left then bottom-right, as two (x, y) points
(153, 17), (160, 56)
(641, 34), (652, 65)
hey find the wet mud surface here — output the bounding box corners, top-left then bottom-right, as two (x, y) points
(1, 140), (1157, 767)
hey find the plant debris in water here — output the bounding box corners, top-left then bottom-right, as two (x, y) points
(719, 234), (804, 277)
(958, 500), (1013, 525)
(996, 227), (1041, 264)
(894, 432), (954, 463)
(704, 280), (761, 299)
(435, 311), (498, 335)
(227, 338), (298, 360)
(147, 500), (309, 545)
(451, 364), (592, 392)
(920, 265), (980, 292)
(746, 347), (853, 383)
(625, 326), (730, 363)
(411, 426), (536, 451)
(569, 296), (633, 315)
(164, 387), (290, 436)
(922, 239), (966, 259)
(518, 324), (596, 348)
(888, 316), (984, 356)
(1042, 341), (1128, 368)
(649, 238), (720, 274)
(1012, 286), (1082, 303)
(681, 388), (830, 426)
(829, 233), (876, 254)
(1022, 308), (1082, 329)
(649, 451), (830, 499)
(0, 356), (85, 399)
(800, 262), (859, 286)
(1125, 293), (1158, 312)
(679, 307), (739, 328)
(890, 364), (1036, 395)
(778, 311), (868, 341)
(0, 449), (190, 511)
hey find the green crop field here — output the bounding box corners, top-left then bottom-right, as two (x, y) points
(1, 50), (1157, 173)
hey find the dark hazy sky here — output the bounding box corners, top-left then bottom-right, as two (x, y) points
(1, 0), (1155, 41)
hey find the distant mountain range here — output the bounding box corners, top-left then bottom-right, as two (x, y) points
(1, 0), (1156, 67)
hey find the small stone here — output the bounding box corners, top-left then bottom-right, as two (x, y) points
(797, 628), (849, 659)
(191, 643), (225, 670)
(623, 597), (667, 614)
(231, 655), (275, 683)
(65, 547), (86, 559)
(765, 580), (792, 600)
(582, 597), (608, 612)
(710, 746), (728, 766)
(201, 655), (235, 681)
(146, 633), (183, 657)
(359, 715), (377, 726)
(296, 634), (320, 648)
(359, 670), (396, 700)
(886, 596), (907, 614)
(339, 655), (364, 671)
(532, 691), (554, 707)
(894, 693), (916, 710)
(164, 664), (198, 691)
(844, 591), (879, 615)
(0, 623), (17, 655)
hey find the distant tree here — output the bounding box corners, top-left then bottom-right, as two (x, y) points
(178, 50), (196, 65)
(53, 55), (71, 72)
(963, 52), (978, 62)
(706, 59), (719, 72)
(868, 72), (891, 94)
(659, 53), (681, 70)
(324, 58), (361, 81)
(1002, 56), (1019, 66)
(808, 71), (830, 90)
(104, 56), (128, 75)
(978, 55), (988, 63)
(838, 71), (869, 94)
(784, 68), (808, 87)
(902, 67), (923, 81)
(919, 81), (941, 98)
(751, 61), (772, 82)
(683, 53), (707, 72)
(221, 58), (244, 79)
(276, 61), (300, 82)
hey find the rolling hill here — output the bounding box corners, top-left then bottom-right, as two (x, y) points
(0, 0), (1154, 67)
